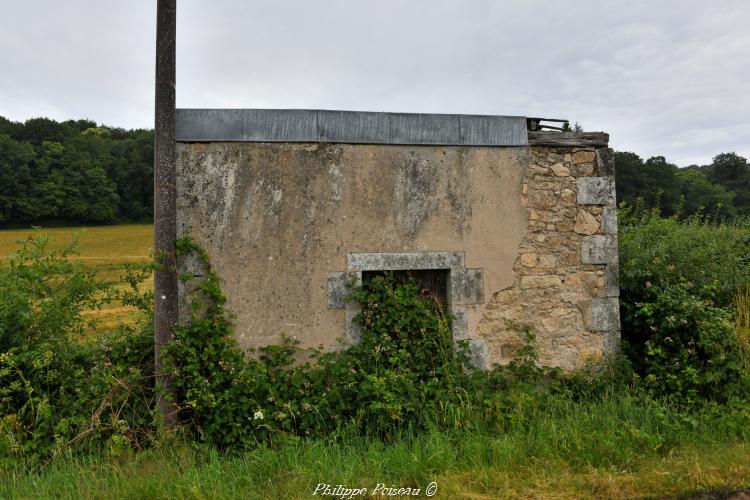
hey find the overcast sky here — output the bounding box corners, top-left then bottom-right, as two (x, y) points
(1, 1), (748, 166)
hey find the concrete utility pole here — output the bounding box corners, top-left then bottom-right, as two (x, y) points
(154, 0), (177, 428)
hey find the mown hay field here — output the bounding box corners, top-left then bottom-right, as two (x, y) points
(0, 224), (154, 331)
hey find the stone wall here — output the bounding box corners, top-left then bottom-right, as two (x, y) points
(477, 146), (620, 369)
(176, 143), (528, 358)
(174, 109), (619, 371)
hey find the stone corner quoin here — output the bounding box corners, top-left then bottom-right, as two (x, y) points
(477, 144), (620, 371)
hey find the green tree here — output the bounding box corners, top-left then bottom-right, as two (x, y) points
(0, 134), (36, 223)
(676, 169), (735, 218)
(615, 152), (682, 215)
(708, 152), (750, 214)
(0, 116), (153, 226)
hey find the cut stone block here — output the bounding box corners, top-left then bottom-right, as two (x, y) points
(581, 235), (618, 264)
(605, 264), (620, 297)
(327, 271), (356, 309)
(595, 148), (615, 176)
(451, 306), (469, 339)
(592, 297), (620, 331)
(603, 330), (622, 354)
(601, 207), (618, 234)
(576, 177), (615, 205)
(450, 269), (485, 305)
(465, 338), (489, 370)
(177, 252), (206, 278)
(345, 298), (363, 345)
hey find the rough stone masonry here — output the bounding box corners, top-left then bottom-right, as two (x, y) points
(174, 109), (619, 371)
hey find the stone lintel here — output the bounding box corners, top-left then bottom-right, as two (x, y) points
(346, 251), (465, 271)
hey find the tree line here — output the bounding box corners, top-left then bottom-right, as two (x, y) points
(0, 116), (748, 225)
(616, 151), (750, 218)
(0, 116), (153, 225)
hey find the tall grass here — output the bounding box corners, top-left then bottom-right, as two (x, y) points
(2, 387), (748, 499)
(735, 286), (750, 370)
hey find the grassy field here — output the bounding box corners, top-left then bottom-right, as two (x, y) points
(2, 429), (748, 499)
(2, 224), (749, 499)
(0, 224), (154, 330)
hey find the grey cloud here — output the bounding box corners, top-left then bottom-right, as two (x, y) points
(1, 0), (748, 165)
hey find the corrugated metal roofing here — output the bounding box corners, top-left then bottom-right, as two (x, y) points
(176, 109), (528, 146)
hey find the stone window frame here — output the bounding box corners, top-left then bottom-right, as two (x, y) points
(327, 251), (485, 351)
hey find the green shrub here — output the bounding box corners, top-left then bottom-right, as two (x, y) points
(5, 228), (750, 465)
(619, 209), (750, 402)
(734, 287), (750, 370)
(619, 208), (750, 306)
(624, 282), (747, 402)
(165, 237), (573, 448)
(165, 238), (479, 446)
(0, 234), (155, 463)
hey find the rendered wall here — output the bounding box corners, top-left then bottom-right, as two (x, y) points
(176, 140), (619, 370)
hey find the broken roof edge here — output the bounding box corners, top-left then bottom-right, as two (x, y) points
(175, 109), (609, 148)
(175, 108), (529, 146)
(527, 130), (609, 148)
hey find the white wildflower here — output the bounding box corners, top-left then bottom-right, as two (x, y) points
(253, 410), (264, 420)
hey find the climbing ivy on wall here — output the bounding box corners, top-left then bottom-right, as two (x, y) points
(164, 236), (551, 446)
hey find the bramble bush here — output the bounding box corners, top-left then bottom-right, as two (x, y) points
(618, 208), (750, 402)
(0, 234), (155, 464)
(618, 207), (750, 305)
(164, 236), (528, 446)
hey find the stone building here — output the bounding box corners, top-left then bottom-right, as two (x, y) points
(175, 109), (619, 370)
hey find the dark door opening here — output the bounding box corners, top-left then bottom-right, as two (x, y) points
(362, 269), (449, 306)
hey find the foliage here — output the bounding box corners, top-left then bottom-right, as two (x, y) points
(2, 226), (750, 483)
(3, 114), (750, 226)
(2, 396), (750, 499)
(0, 234), (155, 463)
(709, 152), (750, 214)
(676, 168), (736, 217)
(165, 237), (560, 447)
(618, 210), (750, 402)
(0, 117), (750, 226)
(0, 116), (153, 226)
(619, 209), (750, 305)
(624, 282), (746, 402)
(734, 287), (750, 371)
(164, 232), (750, 448)
(615, 151), (748, 218)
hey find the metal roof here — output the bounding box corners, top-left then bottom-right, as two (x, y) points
(176, 109), (528, 146)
